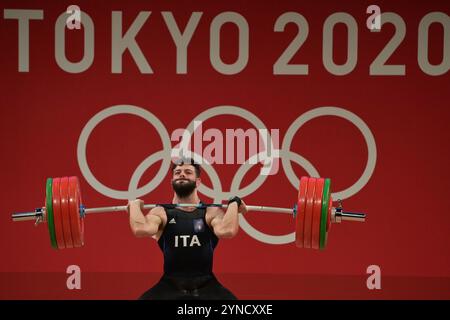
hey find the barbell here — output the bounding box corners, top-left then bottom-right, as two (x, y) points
(11, 176), (366, 250)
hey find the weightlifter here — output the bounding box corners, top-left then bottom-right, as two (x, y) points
(127, 157), (247, 300)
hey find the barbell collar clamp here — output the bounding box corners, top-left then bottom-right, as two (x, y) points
(333, 207), (366, 223)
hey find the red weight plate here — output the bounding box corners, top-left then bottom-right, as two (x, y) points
(295, 177), (309, 248)
(60, 177), (74, 248)
(69, 176), (84, 247)
(52, 178), (65, 249)
(303, 177), (316, 249)
(311, 178), (324, 249)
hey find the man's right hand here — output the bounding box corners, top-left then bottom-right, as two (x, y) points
(127, 199), (144, 213)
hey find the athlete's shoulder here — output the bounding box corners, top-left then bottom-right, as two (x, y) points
(206, 205), (224, 215)
(149, 206), (167, 222)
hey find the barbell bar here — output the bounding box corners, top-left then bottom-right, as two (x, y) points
(11, 176), (366, 250)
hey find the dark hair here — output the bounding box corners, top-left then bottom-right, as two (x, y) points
(171, 157), (201, 177)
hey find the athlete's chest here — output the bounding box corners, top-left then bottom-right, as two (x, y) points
(163, 211), (209, 246)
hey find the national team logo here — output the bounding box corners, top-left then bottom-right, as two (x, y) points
(193, 219), (205, 233)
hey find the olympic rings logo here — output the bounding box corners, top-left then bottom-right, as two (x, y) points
(77, 105), (377, 245)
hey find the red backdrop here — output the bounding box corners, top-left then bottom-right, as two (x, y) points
(0, 0), (449, 299)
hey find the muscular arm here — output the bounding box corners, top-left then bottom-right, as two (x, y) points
(129, 200), (165, 238)
(209, 202), (242, 239)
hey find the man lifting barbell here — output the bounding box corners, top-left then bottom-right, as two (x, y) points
(128, 157), (245, 300)
(11, 160), (366, 298)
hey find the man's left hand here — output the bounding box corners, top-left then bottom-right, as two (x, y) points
(238, 200), (248, 215)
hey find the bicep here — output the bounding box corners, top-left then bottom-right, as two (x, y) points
(146, 208), (165, 229)
(209, 211), (230, 238)
(210, 214), (224, 230)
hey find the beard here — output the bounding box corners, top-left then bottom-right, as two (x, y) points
(171, 179), (197, 198)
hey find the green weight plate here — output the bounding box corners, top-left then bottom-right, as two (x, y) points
(46, 178), (57, 249)
(325, 195), (332, 247)
(319, 178), (331, 250)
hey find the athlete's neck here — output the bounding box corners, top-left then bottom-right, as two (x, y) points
(173, 192), (200, 208)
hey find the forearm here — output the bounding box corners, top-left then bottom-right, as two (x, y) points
(129, 203), (146, 228)
(218, 203), (240, 236)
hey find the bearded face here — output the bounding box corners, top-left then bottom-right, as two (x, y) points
(171, 178), (197, 198)
(171, 164), (199, 198)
